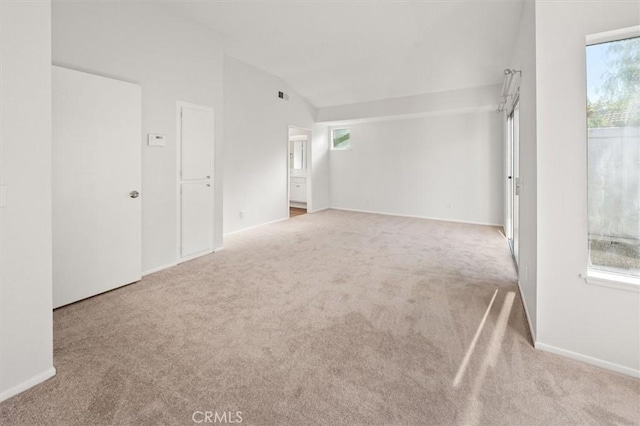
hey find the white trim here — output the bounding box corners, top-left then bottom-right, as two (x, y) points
(0, 367), (56, 402)
(516, 280), (536, 342)
(287, 125), (312, 132)
(178, 248), (214, 264)
(586, 25), (640, 46)
(535, 342), (639, 378)
(330, 207), (503, 227)
(224, 217), (289, 237)
(287, 126), (291, 218)
(580, 271), (640, 293)
(142, 261), (178, 277)
(308, 207), (329, 214)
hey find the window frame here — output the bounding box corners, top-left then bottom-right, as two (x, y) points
(583, 25), (640, 292)
(330, 127), (352, 151)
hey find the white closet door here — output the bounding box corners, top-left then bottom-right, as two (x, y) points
(52, 66), (142, 308)
(179, 103), (214, 261)
(181, 182), (213, 257)
(181, 107), (214, 180)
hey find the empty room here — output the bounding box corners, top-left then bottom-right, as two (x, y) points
(1, 0), (639, 425)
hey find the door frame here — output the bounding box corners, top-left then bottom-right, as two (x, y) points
(176, 101), (215, 263)
(287, 125), (313, 216)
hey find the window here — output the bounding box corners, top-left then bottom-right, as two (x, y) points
(331, 128), (351, 150)
(586, 30), (640, 283)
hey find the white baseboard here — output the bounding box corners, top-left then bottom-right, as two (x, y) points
(330, 207), (502, 227)
(0, 366), (56, 402)
(224, 217), (289, 237)
(516, 280), (536, 343)
(178, 249), (214, 264)
(142, 261), (178, 277)
(535, 342), (640, 378)
(308, 207), (329, 214)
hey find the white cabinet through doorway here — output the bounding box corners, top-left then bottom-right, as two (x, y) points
(290, 177), (307, 203)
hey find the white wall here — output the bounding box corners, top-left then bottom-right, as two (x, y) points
(316, 84), (500, 124)
(509, 0), (538, 339)
(328, 111), (504, 226)
(534, 0), (640, 375)
(0, 0), (55, 401)
(223, 56), (318, 234)
(52, 2), (225, 273)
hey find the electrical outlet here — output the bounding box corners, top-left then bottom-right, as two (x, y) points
(239, 210), (245, 219)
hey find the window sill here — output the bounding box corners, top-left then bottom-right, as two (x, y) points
(581, 270), (640, 293)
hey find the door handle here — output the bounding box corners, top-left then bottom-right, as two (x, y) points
(129, 191), (140, 198)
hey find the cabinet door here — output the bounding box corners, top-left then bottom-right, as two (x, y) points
(290, 182), (307, 202)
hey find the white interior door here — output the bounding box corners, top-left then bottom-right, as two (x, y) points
(179, 103), (214, 260)
(53, 66), (142, 308)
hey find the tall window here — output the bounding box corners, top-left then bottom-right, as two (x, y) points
(586, 32), (639, 281)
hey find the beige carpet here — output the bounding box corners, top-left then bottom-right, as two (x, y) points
(1, 209), (638, 425)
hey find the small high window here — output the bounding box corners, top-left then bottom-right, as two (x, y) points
(586, 30), (639, 283)
(331, 128), (351, 150)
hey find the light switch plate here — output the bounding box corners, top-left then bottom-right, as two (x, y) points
(0, 186), (6, 208)
(148, 133), (166, 147)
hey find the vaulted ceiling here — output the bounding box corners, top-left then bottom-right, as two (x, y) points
(164, 0), (525, 108)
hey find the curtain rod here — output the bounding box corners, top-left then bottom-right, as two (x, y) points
(497, 69), (521, 113)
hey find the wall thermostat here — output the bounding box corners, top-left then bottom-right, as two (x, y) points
(148, 133), (166, 147)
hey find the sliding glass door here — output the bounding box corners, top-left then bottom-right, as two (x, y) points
(506, 99), (520, 264)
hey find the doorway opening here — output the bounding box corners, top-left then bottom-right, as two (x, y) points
(506, 98), (520, 264)
(288, 126), (311, 218)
